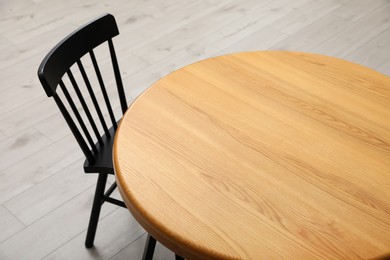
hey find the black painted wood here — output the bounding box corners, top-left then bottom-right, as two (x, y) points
(38, 14), (120, 96)
(38, 13), (127, 169)
(37, 13), (128, 249)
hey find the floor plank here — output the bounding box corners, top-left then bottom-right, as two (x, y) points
(0, 127), (52, 172)
(312, 2), (390, 58)
(0, 205), (25, 243)
(130, 0), (248, 64)
(376, 59), (390, 75)
(269, 0), (342, 35)
(44, 208), (145, 260)
(0, 134), (82, 204)
(4, 158), (95, 225)
(202, 0), (298, 51)
(219, 26), (287, 54)
(270, 13), (353, 52)
(0, 186), (117, 260)
(118, 1), (223, 54)
(0, 96), (59, 138)
(345, 27), (390, 72)
(332, 0), (389, 22)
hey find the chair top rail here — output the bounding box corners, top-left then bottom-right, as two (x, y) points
(38, 13), (119, 97)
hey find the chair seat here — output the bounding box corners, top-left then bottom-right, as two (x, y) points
(83, 126), (116, 175)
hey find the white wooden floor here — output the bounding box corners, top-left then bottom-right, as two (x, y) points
(0, 0), (389, 259)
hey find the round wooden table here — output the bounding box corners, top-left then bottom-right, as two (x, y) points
(114, 51), (390, 259)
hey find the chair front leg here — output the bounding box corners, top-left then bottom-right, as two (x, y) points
(85, 173), (108, 248)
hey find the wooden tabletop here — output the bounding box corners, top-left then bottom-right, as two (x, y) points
(114, 51), (390, 259)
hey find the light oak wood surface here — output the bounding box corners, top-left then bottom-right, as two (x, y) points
(114, 51), (390, 259)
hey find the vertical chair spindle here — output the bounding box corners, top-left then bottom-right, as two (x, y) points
(90, 49), (118, 130)
(77, 59), (111, 138)
(67, 68), (104, 147)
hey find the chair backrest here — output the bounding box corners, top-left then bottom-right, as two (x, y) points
(38, 14), (127, 164)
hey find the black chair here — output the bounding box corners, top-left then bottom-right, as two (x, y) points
(37, 14), (183, 260)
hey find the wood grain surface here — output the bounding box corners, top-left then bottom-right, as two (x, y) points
(114, 51), (390, 259)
